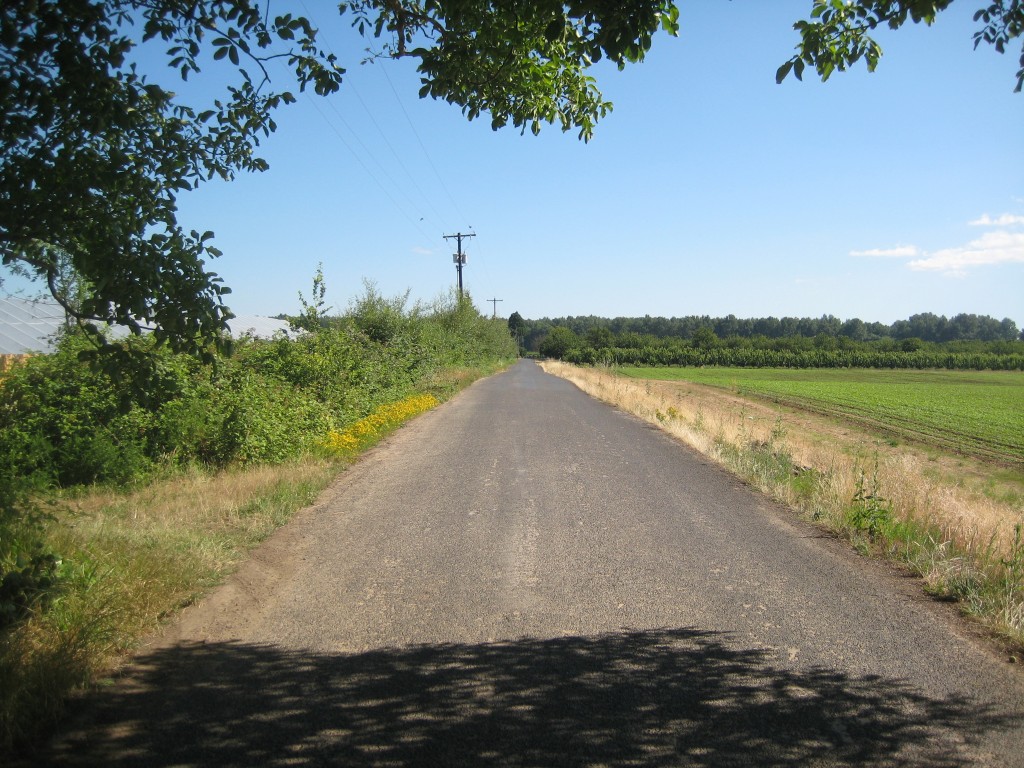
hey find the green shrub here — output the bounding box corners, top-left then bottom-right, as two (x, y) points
(0, 333), (159, 488)
(0, 289), (516, 493)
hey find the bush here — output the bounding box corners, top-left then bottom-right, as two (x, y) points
(0, 333), (159, 488)
(0, 290), (518, 494)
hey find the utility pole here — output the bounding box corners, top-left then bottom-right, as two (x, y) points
(487, 298), (503, 318)
(443, 232), (475, 299)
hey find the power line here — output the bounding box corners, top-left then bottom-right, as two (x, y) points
(343, 76), (450, 229)
(317, 92), (435, 232)
(377, 60), (471, 227)
(298, 89), (434, 242)
(293, 3), (452, 237)
(487, 298), (503, 318)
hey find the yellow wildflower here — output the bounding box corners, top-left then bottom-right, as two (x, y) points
(320, 393), (440, 456)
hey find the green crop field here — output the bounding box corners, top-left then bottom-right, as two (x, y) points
(619, 367), (1024, 467)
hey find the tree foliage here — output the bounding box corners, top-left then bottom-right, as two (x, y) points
(778, 0), (1024, 91)
(343, 0), (679, 139)
(0, 0), (345, 361)
(523, 311), (1023, 364)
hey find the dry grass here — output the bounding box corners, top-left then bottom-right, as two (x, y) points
(1, 460), (339, 751)
(65, 461), (333, 536)
(542, 362), (1024, 647)
(0, 354), (31, 376)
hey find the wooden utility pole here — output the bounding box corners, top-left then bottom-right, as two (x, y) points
(487, 298), (503, 318)
(443, 232), (475, 299)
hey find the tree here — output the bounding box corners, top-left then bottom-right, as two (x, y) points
(507, 311), (525, 333)
(778, 1), (1024, 92)
(3, 1), (1019, 364)
(293, 263), (332, 332)
(1, 0), (683, 360)
(585, 326), (614, 349)
(840, 317), (868, 341)
(345, 0), (680, 139)
(538, 326), (580, 359)
(691, 326), (719, 350)
(1, 0), (344, 362)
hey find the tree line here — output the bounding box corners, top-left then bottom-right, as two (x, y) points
(511, 312), (1020, 350)
(507, 311), (1024, 369)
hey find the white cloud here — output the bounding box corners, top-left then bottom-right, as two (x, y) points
(907, 231), (1024, 276)
(849, 245), (920, 258)
(851, 213), (1024, 277)
(968, 213), (1024, 227)
(412, 246), (434, 255)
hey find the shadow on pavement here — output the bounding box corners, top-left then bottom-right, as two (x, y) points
(30, 628), (1014, 767)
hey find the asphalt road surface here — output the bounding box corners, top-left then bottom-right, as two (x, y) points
(38, 360), (1024, 766)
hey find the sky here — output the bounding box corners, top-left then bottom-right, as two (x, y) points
(6, 1), (1024, 327)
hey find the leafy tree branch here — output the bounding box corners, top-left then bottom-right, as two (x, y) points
(778, 0), (1023, 91)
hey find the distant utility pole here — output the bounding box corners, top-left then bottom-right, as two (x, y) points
(487, 298), (503, 318)
(443, 232), (475, 299)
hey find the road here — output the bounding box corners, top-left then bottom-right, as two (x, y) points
(41, 360), (1024, 766)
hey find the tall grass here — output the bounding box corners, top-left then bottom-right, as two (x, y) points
(542, 362), (1024, 650)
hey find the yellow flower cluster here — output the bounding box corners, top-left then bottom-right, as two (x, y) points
(322, 393), (439, 456)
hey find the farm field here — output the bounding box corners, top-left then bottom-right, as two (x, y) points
(618, 367), (1024, 468)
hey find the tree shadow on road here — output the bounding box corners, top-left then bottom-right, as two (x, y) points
(31, 628), (1017, 767)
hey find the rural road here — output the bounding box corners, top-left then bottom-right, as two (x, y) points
(40, 360), (1024, 766)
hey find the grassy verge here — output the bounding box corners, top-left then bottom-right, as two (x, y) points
(542, 362), (1024, 655)
(0, 362), (506, 753)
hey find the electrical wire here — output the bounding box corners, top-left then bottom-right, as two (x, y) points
(296, 1), (462, 236)
(289, 2), (496, 303)
(296, 85), (435, 242)
(376, 61), (472, 230)
(345, 74), (450, 230)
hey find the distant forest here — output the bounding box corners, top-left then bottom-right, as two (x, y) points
(508, 312), (1023, 366)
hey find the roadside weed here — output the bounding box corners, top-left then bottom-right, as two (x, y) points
(849, 461), (894, 540)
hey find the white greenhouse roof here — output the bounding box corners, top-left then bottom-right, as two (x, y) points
(0, 296), (293, 355)
(227, 314), (293, 340)
(0, 297), (69, 353)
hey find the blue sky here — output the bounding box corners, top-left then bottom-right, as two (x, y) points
(8, 1), (1024, 327)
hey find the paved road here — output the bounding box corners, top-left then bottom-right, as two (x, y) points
(41, 360), (1024, 766)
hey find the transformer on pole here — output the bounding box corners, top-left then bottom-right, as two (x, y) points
(443, 232), (475, 299)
